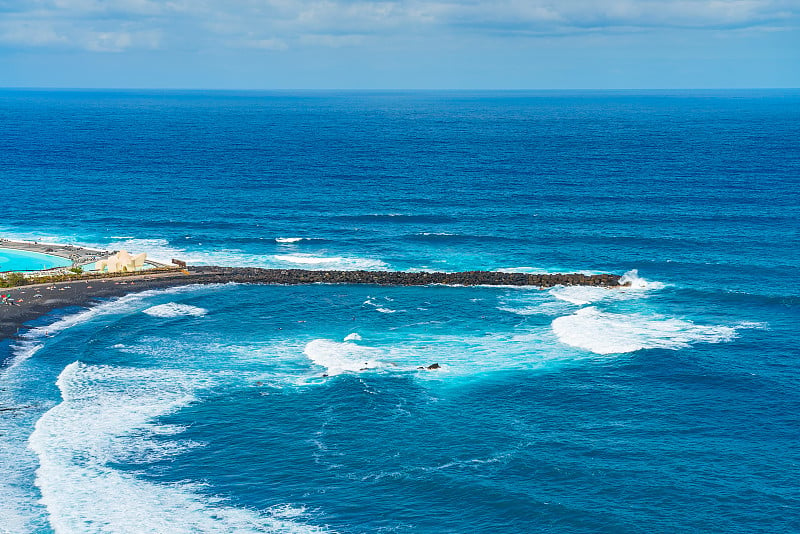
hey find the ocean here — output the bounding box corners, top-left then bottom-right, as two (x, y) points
(0, 89), (798, 533)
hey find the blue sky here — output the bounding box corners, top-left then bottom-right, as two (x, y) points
(1, 0), (798, 89)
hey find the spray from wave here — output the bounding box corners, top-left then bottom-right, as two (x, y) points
(551, 306), (744, 355)
(143, 303), (208, 318)
(618, 269), (663, 290)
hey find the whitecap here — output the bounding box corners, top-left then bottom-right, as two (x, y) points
(143, 303), (208, 318)
(549, 285), (651, 305)
(272, 253), (387, 271)
(275, 237), (306, 243)
(343, 333), (362, 341)
(493, 266), (550, 274)
(304, 339), (383, 376)
(551, 306), (739, 355)
(375, 308), (397, 314)
(618, 269), (664, 290)
(29, 362), (328, 533)
(1, 287), (210, 373)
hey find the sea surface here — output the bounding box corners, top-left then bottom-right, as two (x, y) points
(0, 90), (798, 533)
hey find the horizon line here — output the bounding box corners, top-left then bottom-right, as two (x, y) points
(1, 86), (798, 92)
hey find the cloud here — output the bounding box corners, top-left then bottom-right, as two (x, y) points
(241, 37), (289, 50)
(83, 29), (161, 52)
(0, 20), (68, 46)
(0, 0), (796, 53)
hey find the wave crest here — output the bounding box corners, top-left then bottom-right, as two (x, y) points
(29, 362), (328, 533)
(143, 303), (208, 318)
(552, 306), (739, 355)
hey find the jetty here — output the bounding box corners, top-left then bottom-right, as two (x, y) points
(177, 267), (621, 287)
(0, 266), (622, 341)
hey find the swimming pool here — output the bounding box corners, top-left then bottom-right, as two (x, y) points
(0, 247), (72, 272)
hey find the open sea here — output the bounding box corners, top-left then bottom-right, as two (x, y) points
(0, 89), (798, 533)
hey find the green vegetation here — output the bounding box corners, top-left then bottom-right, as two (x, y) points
(0, 272), (27, 287)
(0, 267), (179, 288)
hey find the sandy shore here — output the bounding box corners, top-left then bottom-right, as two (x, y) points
(1, 267), (622, 341)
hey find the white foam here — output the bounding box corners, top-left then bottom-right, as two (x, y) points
(29, 362), (327, 533)
(493, 266), (551, 274)
(86, 237), (301, 268)
(343, 333), (362, 341)
(304, 339), (383, 376)
(375, 307), (396, 314)
(618, 269), (664, 290)
(2, 285), (223, 374)
(497, 306), (543, 316)
(143, 303), (208, 318)
(272, 253), (387, 271)
(275, 237), (306, 243)
(552, 306), (740, 355)
(549, 285), (652, 305)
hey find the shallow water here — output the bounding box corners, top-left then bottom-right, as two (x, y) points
(1, 90), (798, 533)
(0, 248), (71, 273)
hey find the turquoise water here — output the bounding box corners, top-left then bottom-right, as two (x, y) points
(0, 90), (798, 533)
(0, 248), (71, 273)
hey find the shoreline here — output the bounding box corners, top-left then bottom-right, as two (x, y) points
(1, 266), (622, 342)
(0, 238), (170, 271)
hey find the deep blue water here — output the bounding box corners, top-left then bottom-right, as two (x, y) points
(0, 90), (799, 533)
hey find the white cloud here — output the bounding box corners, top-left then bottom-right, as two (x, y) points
(0, 0), (796, 52)
(299, 33), (366, 47)
(84, 29), (161, 52)
(242, 37), (289, 50)
(0, 20), (68, 46)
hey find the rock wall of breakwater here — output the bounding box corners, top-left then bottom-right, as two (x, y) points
(186, 267), (622, 287)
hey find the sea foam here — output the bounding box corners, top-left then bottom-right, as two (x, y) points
(143, 303), (208, 318)
(552, 307), (738, 355)
(304, 339), (383, 376)
(618, 269), (664, 290)
(29, 362), (327, 534)
(272, 253), (388, 271)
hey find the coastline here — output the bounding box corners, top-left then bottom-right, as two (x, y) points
(0, 267), (622, 343)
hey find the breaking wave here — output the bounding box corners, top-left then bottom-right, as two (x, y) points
(551, 306), (742, 355)
(304, 339), (385, 376)
(29, 362), (328, 533)
(143, 303), (208, 318)
(272, 254), (387, 271)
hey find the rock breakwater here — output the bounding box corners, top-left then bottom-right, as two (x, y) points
(184, 267), (622, 287)
(0, 267), (621, 341)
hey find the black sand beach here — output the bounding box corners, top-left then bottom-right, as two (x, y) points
(1, 267), (621, 341)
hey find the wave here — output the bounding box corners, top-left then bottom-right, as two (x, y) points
(272, 254), (387, 271)
(492, 266), (552, 274)
(549, 284), (655, 306)
(618, 269), (664, 290)
(304, 339), (385, 376)
(84, 237), (390, 271)
(404, 232), (514, 244)
(334, 213), (455, 223)
(143, 303), (208, 318)
(551, 306), (744, 355)
(29, 362), (328, 533)
(275, 237), (307, 243)
(1, 285), (223, 373)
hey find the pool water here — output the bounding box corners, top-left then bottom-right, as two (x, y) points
(0, 247), (72, 272)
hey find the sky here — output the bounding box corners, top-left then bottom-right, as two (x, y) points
(0, 0), (798, 89)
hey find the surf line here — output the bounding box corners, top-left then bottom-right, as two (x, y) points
(0, 267), (622, 341)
